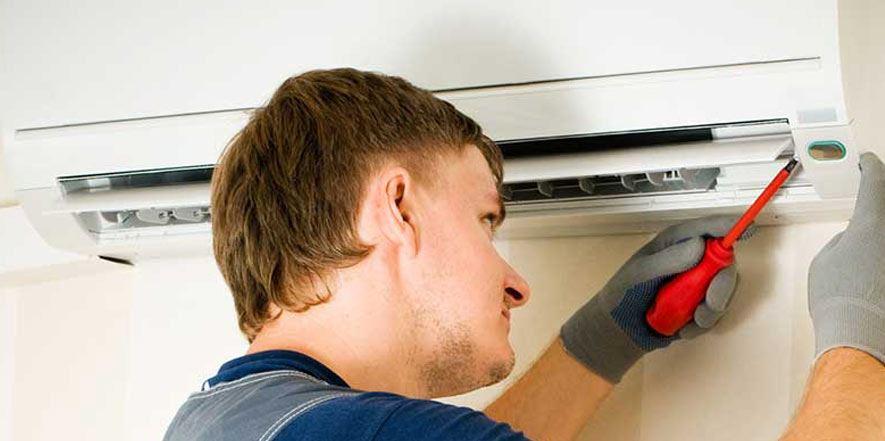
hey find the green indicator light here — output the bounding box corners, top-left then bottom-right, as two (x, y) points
(808, 140), (846, 161)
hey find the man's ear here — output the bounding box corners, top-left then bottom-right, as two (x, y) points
(376, 167), (420, 254)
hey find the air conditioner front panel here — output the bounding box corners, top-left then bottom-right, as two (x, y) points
(2, 0), (841, 129)
(441, 57), (845, 141)
(503, 134), (793, 184)
(10, 111), (249, 190)
(9, 53), (843, 192)
(17, 129), (859, 261)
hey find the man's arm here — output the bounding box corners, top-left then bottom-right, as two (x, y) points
(484, 338), (612, 441)
(782, 152), (885, 439)
(781, 348), (885, 440)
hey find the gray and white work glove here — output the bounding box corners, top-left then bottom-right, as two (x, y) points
(809, 152), (885, 364)
(561, 216), (752, 383)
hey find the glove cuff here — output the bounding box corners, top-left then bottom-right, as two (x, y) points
(812, 298), (885, 364)
(561, 295), (645, 384)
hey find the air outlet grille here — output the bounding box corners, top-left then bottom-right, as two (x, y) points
(503, 168), (719, 203)
(77, 205), (211, 236)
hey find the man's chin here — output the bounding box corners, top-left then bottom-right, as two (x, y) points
(480, 347), (516, 388)
(423, 347), (516, 398)
(419, 328), (517, 397)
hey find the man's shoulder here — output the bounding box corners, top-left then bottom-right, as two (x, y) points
(275, 391), (527, 441)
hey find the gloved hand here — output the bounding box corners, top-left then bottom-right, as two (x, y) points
(561, 216), (752, 383)
(809, 152), (885, 364)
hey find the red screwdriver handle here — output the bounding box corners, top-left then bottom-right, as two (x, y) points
(645, 238), (734, 336)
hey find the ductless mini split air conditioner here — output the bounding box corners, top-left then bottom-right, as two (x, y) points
(4, 0), (863, 261)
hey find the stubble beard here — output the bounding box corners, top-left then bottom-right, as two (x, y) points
(418, 321), (515, 398)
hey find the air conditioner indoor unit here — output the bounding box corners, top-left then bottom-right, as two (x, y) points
(4, 1), (862, 261)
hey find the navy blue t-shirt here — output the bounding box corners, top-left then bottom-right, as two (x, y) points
(206, 350), (528, 440)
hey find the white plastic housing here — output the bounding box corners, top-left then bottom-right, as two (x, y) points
(1, 0), (864, 259)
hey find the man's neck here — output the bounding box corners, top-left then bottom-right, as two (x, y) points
(245, 266), (428, 397)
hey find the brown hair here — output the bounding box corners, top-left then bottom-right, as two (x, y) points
(211, 68), (503, 340)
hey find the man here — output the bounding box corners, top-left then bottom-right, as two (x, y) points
(164, 69), (884, 440)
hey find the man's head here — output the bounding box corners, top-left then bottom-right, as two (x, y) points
(212, 68), (530, 397)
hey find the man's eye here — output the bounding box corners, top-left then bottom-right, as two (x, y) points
(482, 214), (498, 229)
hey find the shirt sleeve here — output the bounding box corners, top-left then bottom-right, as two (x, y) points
(274, 391), (529, 441)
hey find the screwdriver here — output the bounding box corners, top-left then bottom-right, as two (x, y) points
(645, 157), (800, 336)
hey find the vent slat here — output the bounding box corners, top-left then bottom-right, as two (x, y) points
(503, 168), (720, 204)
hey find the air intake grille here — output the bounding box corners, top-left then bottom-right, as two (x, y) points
(503, 168), (720, 204)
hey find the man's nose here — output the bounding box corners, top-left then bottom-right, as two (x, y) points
(503, 262), (531, 308)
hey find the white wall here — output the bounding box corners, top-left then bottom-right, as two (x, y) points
(840, 0), (885, 152)
(123, 258), (245, 441)
(0, 290), (16, 441)
(0, 220), (848, 441)
(6, 267), (132, 441)
(0, 142), (14, 207)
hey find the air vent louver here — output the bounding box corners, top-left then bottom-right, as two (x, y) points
(503, 168), (720, 204)
(84, 206), (211, 235)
